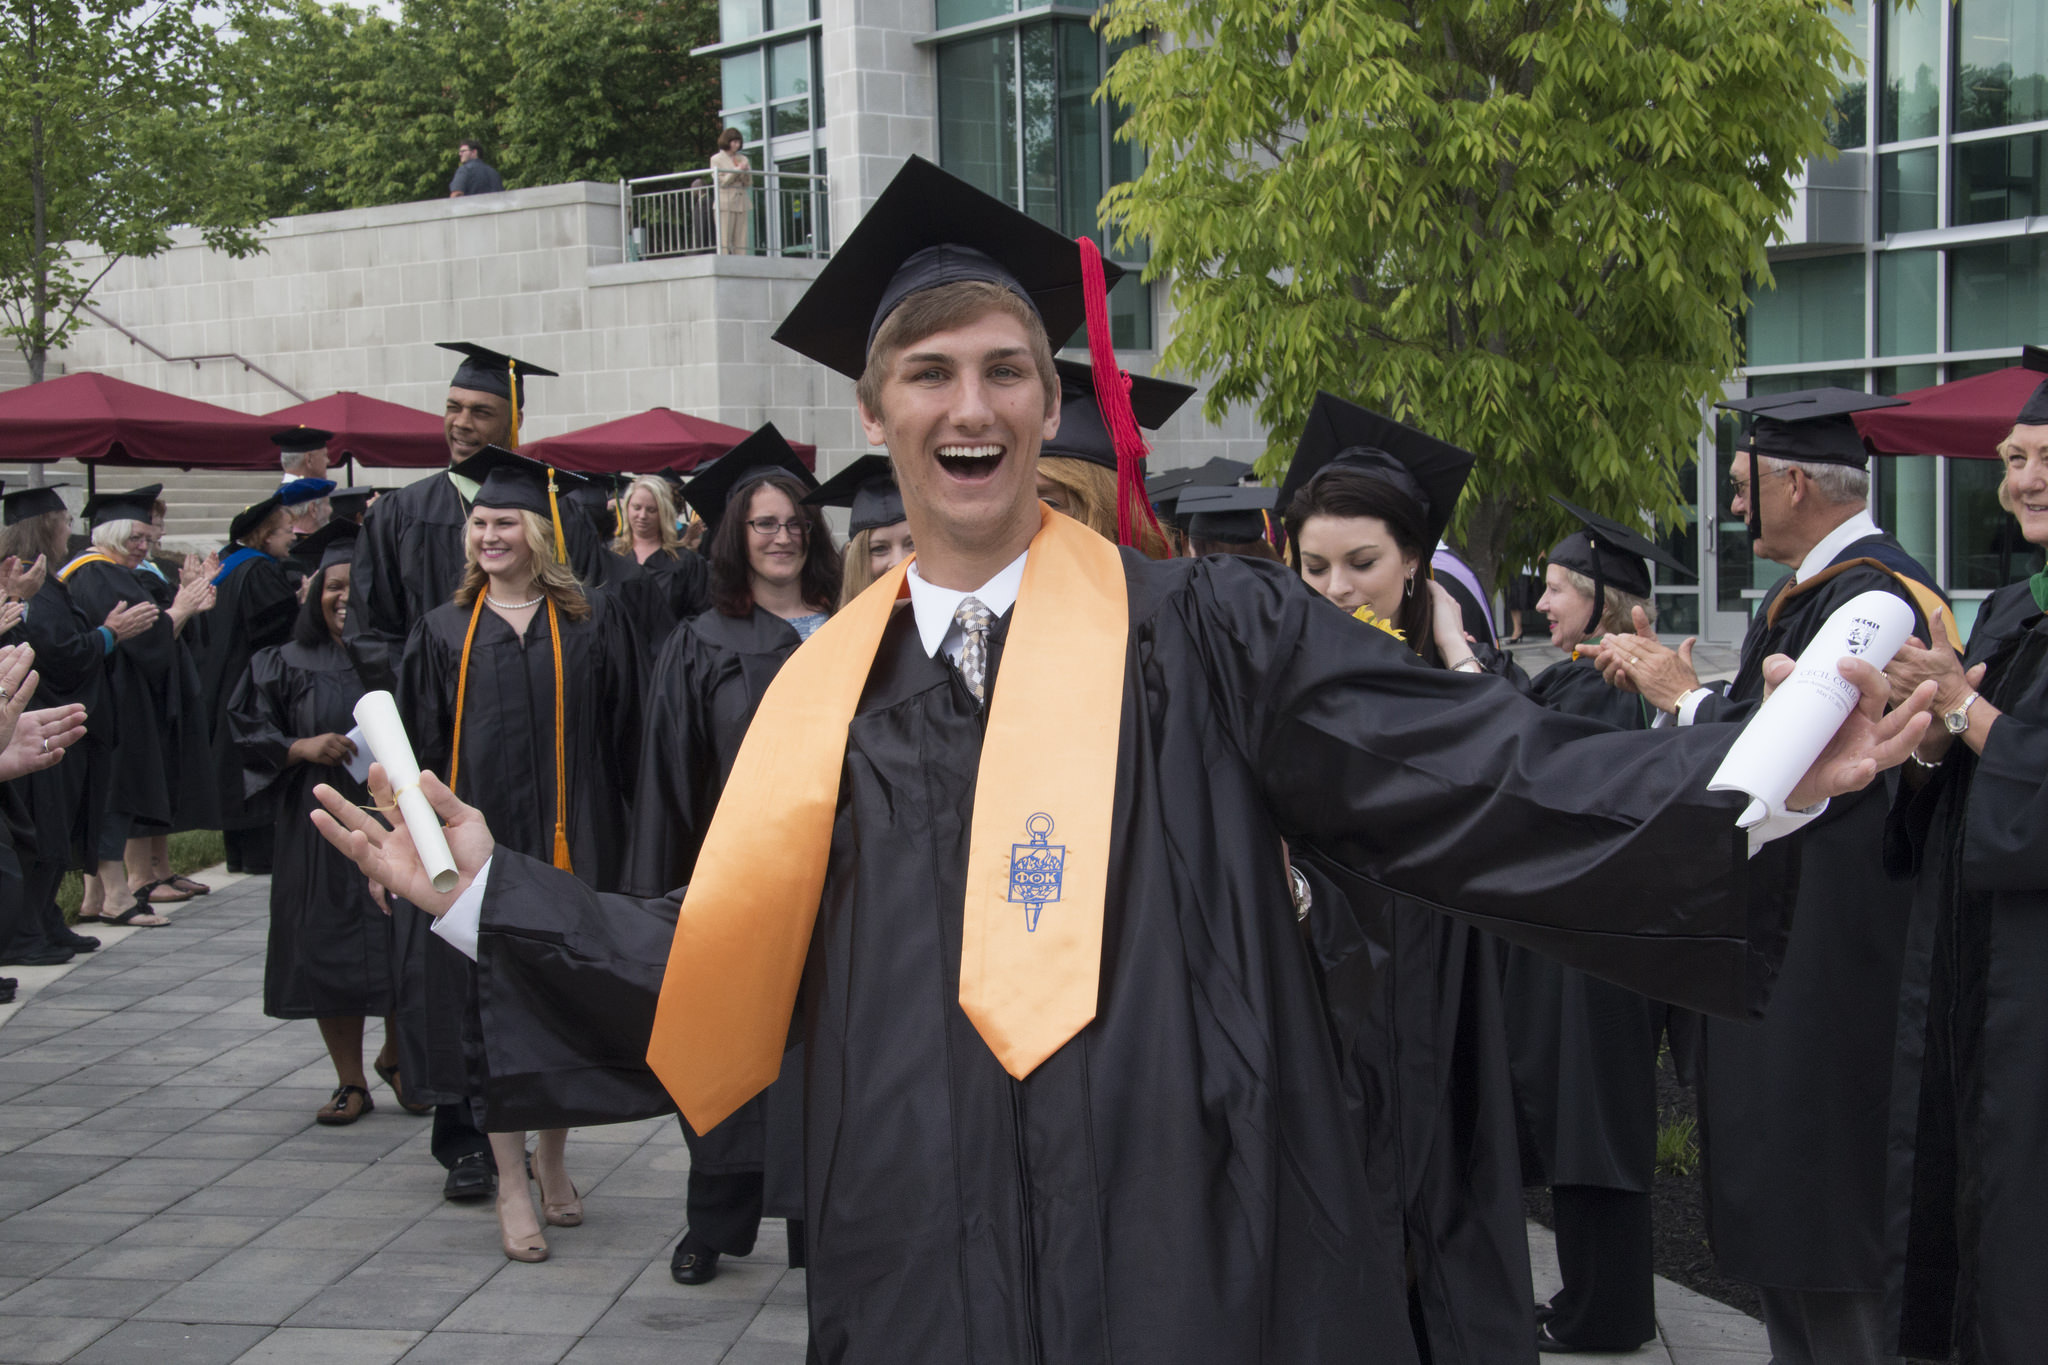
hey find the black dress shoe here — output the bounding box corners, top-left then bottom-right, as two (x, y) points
(670, 1234), (721, 1285)
(58, 931), (100, 953)
(0, 945), (74, 967)
(442, 1151), (498, 1201)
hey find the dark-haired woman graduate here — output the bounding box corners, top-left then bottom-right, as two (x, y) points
(626, 426), (837, 1287)
(197, 479), (334, 875)
(229, 520), (402, 1127)
(1498, 500), (1692, 1355)
(1278, 394), (1537, 1365)
(397, 448), (640, 1263)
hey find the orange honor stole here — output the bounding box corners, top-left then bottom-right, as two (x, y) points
(646, 505), (1128, 1133)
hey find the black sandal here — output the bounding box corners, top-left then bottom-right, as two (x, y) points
(374, 1060), (431, 1115)
(103, 890), (170, 927)
(316, 1084), (374, 1126)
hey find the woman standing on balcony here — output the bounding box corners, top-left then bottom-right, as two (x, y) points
(712, 128), (751, 255)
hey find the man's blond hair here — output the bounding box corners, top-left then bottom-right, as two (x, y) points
(855, 281), (1058, 420)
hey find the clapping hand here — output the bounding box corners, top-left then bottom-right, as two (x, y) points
(0, 703), (87, 781)
(1, 554), (48, 603)
(311, 764), (496, 917)
(102, 600), (159, 640)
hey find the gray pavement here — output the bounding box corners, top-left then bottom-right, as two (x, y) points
(0, 864), (1768, 1364)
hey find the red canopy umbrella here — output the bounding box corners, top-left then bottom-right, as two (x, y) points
(265, 391), (450, 469)
(0, 371), (277, 468)
(1853, 362), (2041, 459)
(523, 407), (815, 475)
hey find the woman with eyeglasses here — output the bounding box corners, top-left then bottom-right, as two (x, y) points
(624, 426), (839, 1289)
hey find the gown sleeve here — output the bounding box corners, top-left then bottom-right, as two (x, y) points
(597, 597), (645, 804)
(472, 850), (684, 1129)
(396, 614), (453, 777)
(1189, 558), (1795, 1020)
(23, 584), (106, 695)
(622, 626), (718, 897)
(227, 647), (295, 801)
(344, 496), (410, 693)
(1960, 708), (2048, 891)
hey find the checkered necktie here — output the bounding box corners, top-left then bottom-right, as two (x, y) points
(955, 596), (993, 702)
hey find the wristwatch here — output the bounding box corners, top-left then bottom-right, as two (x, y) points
(1942, 691), (1981, 736)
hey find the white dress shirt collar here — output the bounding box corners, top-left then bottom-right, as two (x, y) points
(1794, 508), (1879, 583)
(905, 550), (1029, 661)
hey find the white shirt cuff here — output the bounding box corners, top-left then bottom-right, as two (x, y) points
(1743, 800), (1827, 857)
(1675, 687), (1715, 727)
(428, 856), (492, 962)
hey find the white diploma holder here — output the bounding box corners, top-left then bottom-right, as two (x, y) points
(1708, 590), (1917, 827)
(342, 725), (372, 785)
(351, 690), (460, 894)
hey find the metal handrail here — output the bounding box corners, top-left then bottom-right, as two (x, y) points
(80, 302), (309, 401)
(619, 167), (830, 263)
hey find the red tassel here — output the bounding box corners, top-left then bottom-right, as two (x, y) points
(1076, 237), (1163, 550)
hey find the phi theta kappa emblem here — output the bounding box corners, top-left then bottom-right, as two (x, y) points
(1007, 813), (1065, 932)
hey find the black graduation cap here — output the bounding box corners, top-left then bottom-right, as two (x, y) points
(1546, 496), (1689, 599)
(292, 519), (359, 573)
(328, 488), (375, 522)
(229, 494), (288, 543)
(1176, 483), (1278, 543)
(806, 455), (905, 535)
(1, 482), (70, 526)
(436, 342), (559, 404)
(771, 157), (1125, 380)
(1041, 359), (1197, 472)
(682, 423), (816, 527)
(1714, 388), (1903, 469)
(1147, 456), (1250, 501)
(2016, 345), (2048, 426)
(278, 477), (336, 508)
(271, 427), (334, 452)
(83, 485), (162, 528)
(451, 446), (596, 518)
(1277, 393), (1477, 550)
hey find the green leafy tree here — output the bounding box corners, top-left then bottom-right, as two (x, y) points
(220, 0), (720, 219)
(1099, 0), (1858, 592)
(0, 0), (267, 381)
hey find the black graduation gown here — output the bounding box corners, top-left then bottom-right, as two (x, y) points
(229, 639), (392, 1019)
(461, 553), (1803, 1365)
(17, 574), (113, 868)
(1690, 531), (1936, 1291)
(62, 560), (216, 833)
(1881, 582), (2048, 1364)
(635, 546), (711, 624)
(344, 470), (469, 693)
(565, 526), (671, 670)
(193, 552), (299, 834)
(394, 592), (641, 1108)
(1502, 659), (1666, 1194)
(622, 605), (804, 1197)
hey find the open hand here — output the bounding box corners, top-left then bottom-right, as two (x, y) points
(310, 764), (495, 916)
(0, 703), (87, 781)
(102, 600), (159, 640)
(1, 554), (48, 602)
(0, 645), (37, 748)
(290, 732), (357, 767)
(1781, 656), (1935, 810)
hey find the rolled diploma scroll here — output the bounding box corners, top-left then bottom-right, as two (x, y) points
(1707, 590), (1917, 827)
(351, 690), (460, 894)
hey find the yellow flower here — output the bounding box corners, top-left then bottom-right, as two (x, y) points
(1352, 603), (1406, 641)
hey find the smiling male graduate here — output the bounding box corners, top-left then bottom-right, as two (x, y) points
(312, 158), (1934, 1365)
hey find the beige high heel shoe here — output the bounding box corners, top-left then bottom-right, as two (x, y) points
(497, 1191), (550, 1263)
(542, 1180), (582, 1228)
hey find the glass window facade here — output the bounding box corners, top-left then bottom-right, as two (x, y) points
(1883, 0), (1942, 141)
(1950, 237), (2048, 352)
(712, 0), (823, 257)
(934, 12), (1151, 350)
(1953, 131), (2048, 225)
(1745, 255), (1865, 365)
(1880, 147), (1938, 233)
(1954, 0), (2048, 132)
(1877, 249), (1938, 355)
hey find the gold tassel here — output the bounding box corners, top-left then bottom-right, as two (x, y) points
(448, 592), (488, 793)
(546, 467), (568, 564)
(546, 596), (573, 874)
(508, 358), (520, 448)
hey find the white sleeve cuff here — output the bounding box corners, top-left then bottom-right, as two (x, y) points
(1743, 801), (1828, 857)
(428, 856), (492, 962)
(1675, 687), (1715, 727)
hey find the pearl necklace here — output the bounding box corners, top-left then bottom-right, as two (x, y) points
(487, 593), (545, 610)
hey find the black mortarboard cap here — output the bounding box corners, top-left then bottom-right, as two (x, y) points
(1714, 388), (1903, 469)
(2016, 345), (2048, 426)
(450, 446), (596, 518)
(271, 427), (334, 452)
(1041, 359), (1197, 472)
(1546, 495), (1690, 598)
(1277, 393), (1477, 549)
(1147, 456), (1251, 501)
(436, 342), (559, 405)
(1, 482), (68, 526)
(83, 485), (162, 528)
(293, 519), (359, 573)
(1177, 483), (1278, 543)
(328, 488), (375, 522)
(772, 157), (1125, 380)
(230, 494), (287, 543)
(278, 477), (337, 508)
(682, 423), (816, 526)
(806, 455), (906, 535)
